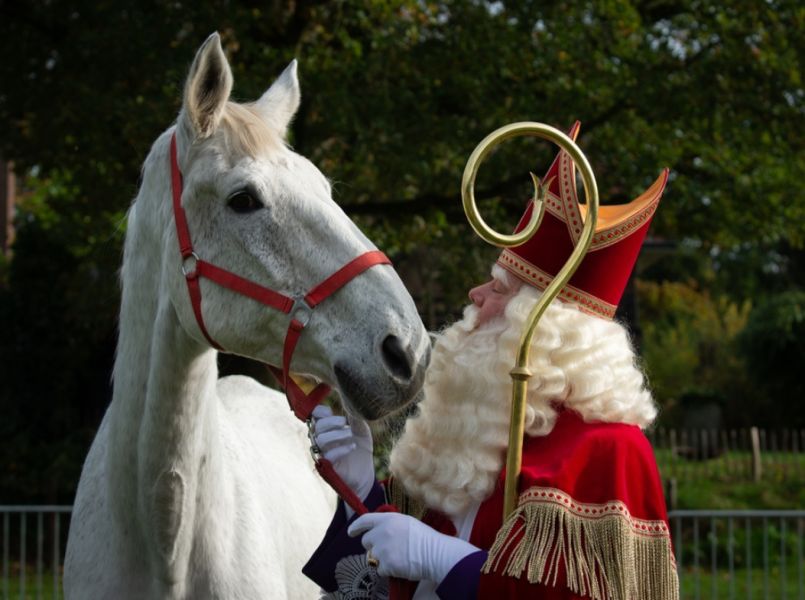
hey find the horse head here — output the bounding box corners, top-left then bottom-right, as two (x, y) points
(149, 33), (429, 420)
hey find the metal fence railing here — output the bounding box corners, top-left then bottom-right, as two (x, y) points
(1, 506), (803, 599)
(669, 510), (805, 599)
(1, 506), (71, 600)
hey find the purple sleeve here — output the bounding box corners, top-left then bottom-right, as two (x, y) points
(302, 481), (386, 591)
(435, 550), (487, 599)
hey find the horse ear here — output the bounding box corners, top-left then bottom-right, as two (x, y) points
(253, 60), (301, 139)
(180, 32), (233, 139)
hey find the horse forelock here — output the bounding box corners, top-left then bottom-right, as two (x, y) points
(218, 101), (283, 160)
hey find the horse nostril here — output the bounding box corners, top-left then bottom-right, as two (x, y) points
(381, 335), (413, 381)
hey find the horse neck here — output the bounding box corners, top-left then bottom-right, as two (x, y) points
(107, 137), (225, 581)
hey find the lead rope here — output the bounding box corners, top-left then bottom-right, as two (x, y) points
(171, 135), (410, 598)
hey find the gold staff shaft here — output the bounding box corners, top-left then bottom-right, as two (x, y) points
(461, 122), (599, 520)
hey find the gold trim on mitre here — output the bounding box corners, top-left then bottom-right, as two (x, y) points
(548, 150), (668, 251)
(498, 251), (618, 319)
(483, 486), (679, 600)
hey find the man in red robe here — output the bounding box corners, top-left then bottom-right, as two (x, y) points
(303, 126), (679, 599)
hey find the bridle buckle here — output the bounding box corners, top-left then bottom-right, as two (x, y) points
(181, 252), (200, 280)
(291, 296), (314, 327)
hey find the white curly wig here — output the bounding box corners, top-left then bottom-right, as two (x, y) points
(389, 266), (657, 517)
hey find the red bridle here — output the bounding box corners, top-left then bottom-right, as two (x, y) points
(169, 133), (389, 514)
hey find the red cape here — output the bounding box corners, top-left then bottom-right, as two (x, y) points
(416, 408), (678, 599)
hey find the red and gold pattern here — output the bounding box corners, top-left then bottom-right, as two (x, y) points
(510, 486), (673, 544)
(498, 252), (617, 319)
(498, 122), (668, 319)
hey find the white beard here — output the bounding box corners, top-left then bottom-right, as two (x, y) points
(389, 305), (515, 518)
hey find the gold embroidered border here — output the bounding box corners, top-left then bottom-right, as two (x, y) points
(536, 151), (586, 239)
(483, 485), (679, 600)
(558, 150), (585, 244)
(556, 151), (662, 251)
(517, 487), (672, 540)
(588, 196), (660, 250)
(544, 189), (568, 221)
(497, 251), (617, 320)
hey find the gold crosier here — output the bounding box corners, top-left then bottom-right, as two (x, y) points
(461, 122), (600, 520)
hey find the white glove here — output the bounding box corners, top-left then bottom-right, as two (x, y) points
(311, 405), (375, 507)
(347, 512), (481, 584)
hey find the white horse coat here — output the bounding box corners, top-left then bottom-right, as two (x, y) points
(64, 33), (429, 599)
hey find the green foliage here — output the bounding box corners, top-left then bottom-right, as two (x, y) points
(0, 172), (120, 502)
(737, 291), (805, 426)
(740, 291), (805, 364)
(637, 278), (751, 423)
(2, 1), (802, 244)
(637, 244), (805, 428)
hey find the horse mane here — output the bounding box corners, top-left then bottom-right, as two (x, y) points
(219, 101), (283, 158)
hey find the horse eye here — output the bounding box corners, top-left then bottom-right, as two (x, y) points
(227, 191), (262, 214)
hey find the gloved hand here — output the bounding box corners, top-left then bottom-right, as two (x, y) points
(347, 512), (481, 584)
(311, 405), (375, 507)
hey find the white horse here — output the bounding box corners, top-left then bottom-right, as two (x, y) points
(64, 33), (429, 599)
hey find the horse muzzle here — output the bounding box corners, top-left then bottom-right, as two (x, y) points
(334, 330), (430, 421)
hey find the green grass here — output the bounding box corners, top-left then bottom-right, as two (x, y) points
(3, 567), (63, 599)
(679, 564), (804, 599)
(674, 478), (805, 510)
(654, 448), (805, 483)
(652, 448), (805, 510)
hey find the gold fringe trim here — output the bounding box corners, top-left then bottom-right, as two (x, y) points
(483, 487), (679, 600)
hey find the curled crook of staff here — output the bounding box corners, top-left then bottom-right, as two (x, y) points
(460, 122), (600, 521)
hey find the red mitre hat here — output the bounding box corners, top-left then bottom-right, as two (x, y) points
(497, 122), (669, 319)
